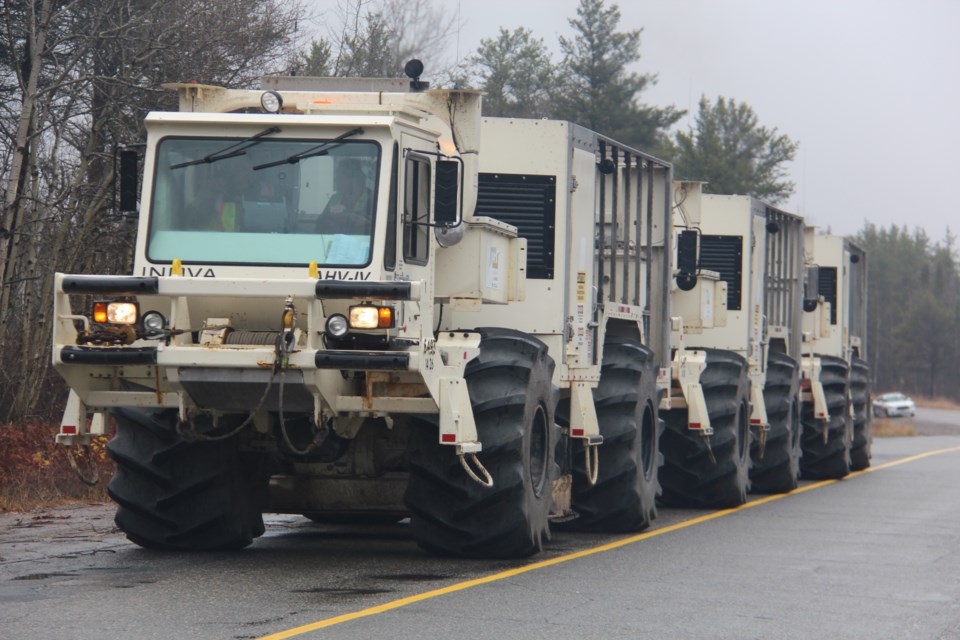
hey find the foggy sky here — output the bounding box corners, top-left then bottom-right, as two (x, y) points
(306, 0), (960, 239)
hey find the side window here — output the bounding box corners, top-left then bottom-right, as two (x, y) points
(384, 144), (399, 270)
(403, 155), (430, 265)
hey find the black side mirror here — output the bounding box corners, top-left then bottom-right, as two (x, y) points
(803, 264), (820, 312)
(434, 159), (460, 225)
(119, 149), (139, 218)
(676, 229), (698, 291)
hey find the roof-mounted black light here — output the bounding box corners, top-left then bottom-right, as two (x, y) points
(405, 59), (427, 92)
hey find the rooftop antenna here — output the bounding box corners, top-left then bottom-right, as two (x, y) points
(456, 0), (462, 67)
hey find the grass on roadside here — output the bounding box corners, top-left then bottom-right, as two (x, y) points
(0, 422), (112, 512)
(872, 417), (917, 437)
(912, 395), (960, 411)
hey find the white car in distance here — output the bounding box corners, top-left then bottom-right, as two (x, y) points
(872, 392), (916, 418)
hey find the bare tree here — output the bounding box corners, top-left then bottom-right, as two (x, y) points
(0, 0), (305, 421)
(301, 0), (456, 80)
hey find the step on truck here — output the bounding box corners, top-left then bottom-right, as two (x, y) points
(799, 230), (871, 477)
(51, 65), (674, 557)
(658, 182), (806, 507)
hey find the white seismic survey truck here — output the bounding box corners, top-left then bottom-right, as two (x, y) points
(799, 230), (871, 478)
(51, 65), (674, 558)
(658, 182), (805, 507)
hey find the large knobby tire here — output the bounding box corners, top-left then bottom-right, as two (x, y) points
(750, 351), (801, 493)
(404, 328), (557, 558)
(800, 355), (851, 479)
(659, 349), (751, 508)
(106, 408), (266, 550)
(556, 337), (662, 533)
(849, 357), (872, 470)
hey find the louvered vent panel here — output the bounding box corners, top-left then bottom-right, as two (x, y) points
(699, 235), (744, 311)
(819, 266), (838, 325)
(476, 173), (556, 279)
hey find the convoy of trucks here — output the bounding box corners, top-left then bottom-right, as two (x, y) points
(49, 65), (871, 557)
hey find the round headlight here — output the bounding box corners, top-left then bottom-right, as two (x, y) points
(326, 314), (349, 338)
(142, 311), (166, 333)
(260, 90), (283, 113)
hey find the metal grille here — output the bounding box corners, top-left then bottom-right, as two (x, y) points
(763, 208), (803, 346)
(699, 235), (744, 311)
(819, 266), (838, 325)
(476, 173), (556, 279)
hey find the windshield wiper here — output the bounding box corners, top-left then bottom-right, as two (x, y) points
(170, 126), (282, 170)
(253, 128), (363, 170)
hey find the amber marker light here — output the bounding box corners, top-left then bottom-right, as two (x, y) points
(378, 306), (393, 328)
(93, 302), (108, 324)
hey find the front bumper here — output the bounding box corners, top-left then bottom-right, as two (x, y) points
(875, 404), (915, 417)
(53, 272), (484, 453)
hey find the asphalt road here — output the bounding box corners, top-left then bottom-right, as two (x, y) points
(914, 407), (960, 433)
(3, 435), (960, 640)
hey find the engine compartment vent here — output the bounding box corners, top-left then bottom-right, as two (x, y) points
(476, 173), (556, 279)
(699, 235), (744, 311)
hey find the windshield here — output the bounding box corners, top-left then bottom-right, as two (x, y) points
(147, 136), (380, 266)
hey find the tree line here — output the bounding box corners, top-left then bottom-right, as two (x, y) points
(0, 0), (955, 423)
(855, 225), (960, 399)
(302, 0), (797, 203)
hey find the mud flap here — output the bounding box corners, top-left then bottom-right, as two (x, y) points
(57, 390), (105, 446)
(438, 377), (481, 454)
(685, 382), (712, 435)
(750, 381), (769, 454)
(569, 382), (602, 444)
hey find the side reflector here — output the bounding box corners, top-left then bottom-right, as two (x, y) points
(62, 425), (78, 435)
(441, 433), (456, 443)
(571, 428), (585, 437)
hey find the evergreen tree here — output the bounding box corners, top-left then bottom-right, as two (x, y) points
(672, 96), (798, 203)
(856, 224), (960, 398)
(553, 0), (682, 150)
(469, 27), (554, 118)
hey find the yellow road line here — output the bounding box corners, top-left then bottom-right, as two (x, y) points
(256, 444), (960, 640)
